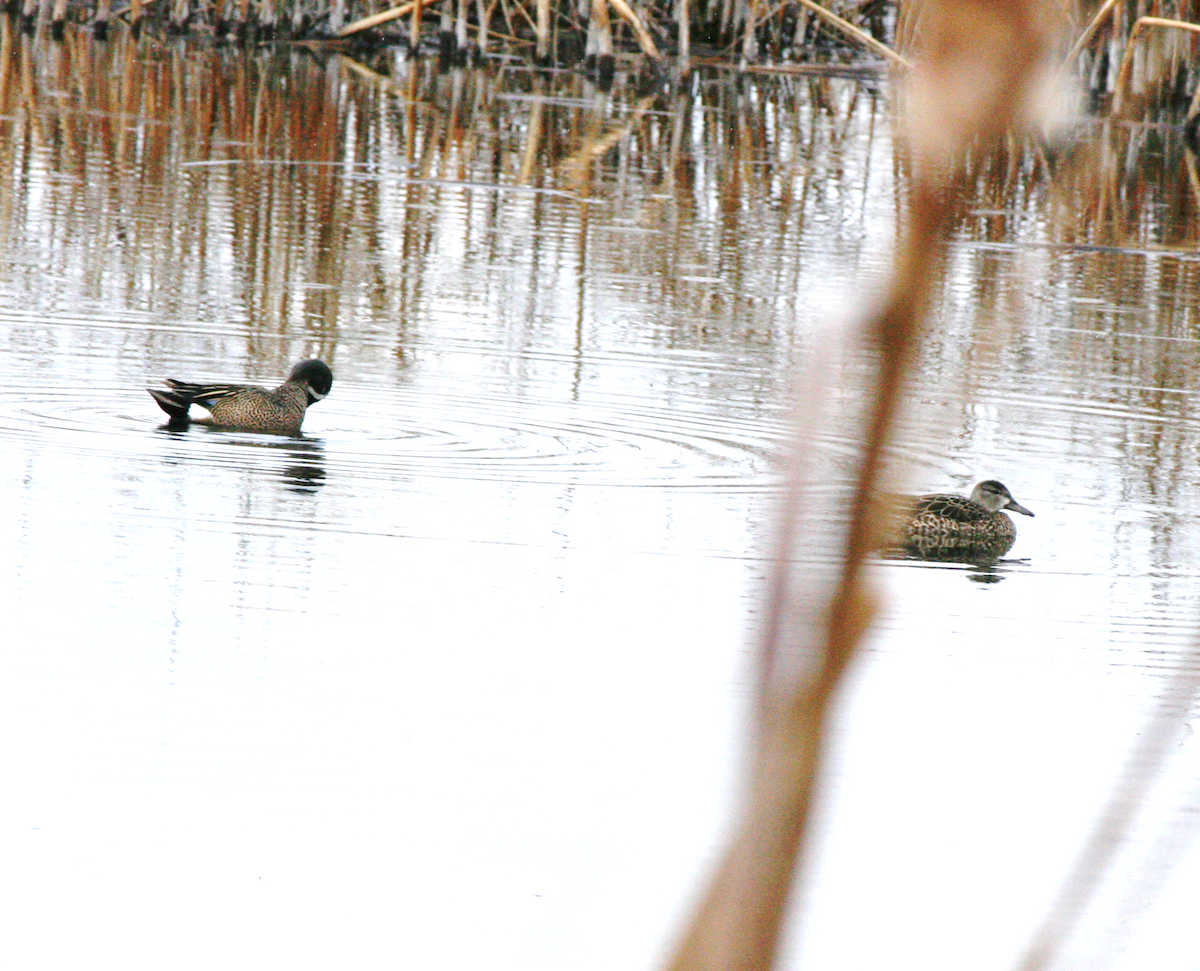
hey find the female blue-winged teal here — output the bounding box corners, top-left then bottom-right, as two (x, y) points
(148, 359), (333, 434)
(897, 480), (1034, 561)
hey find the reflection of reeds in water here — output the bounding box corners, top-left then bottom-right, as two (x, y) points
(0, 25), (899, 367)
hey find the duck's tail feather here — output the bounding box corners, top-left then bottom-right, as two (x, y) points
(147, 387), (193, 422)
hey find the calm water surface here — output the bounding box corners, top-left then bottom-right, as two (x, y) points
(1, 29), (1199, 971)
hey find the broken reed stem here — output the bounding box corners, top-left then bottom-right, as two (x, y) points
(508, 0), (538, 38)
(607, 0), (659, 58)
(793, 0), (911, 68)
(339, 0), (441, 37)
(1112, 17), (1200, 113)
(1062, 0), (1119, 66)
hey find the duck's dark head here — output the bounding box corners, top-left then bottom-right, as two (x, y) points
(289, 360), (334, 404)
(972, 480), (1034, 517)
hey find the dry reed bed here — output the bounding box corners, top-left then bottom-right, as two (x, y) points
(1, 0), (1197, 115)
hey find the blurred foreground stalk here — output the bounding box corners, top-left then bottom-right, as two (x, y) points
(663, 3), (1057, 970)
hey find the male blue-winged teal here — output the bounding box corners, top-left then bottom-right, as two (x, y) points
(148, 359), (333, 434)
(897, 480), (1034, 561)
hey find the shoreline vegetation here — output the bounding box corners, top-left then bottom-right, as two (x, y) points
(2, 0), (1198, 122)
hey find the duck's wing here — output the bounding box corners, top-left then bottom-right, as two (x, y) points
(164, 380), (263, 409)
(911, 493), (991, 523)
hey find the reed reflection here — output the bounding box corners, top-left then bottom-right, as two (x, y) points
(0, 26), (896, 374)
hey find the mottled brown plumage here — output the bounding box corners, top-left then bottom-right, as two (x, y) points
(896, 480), (1034, 561)
(148, 359), (333, 434)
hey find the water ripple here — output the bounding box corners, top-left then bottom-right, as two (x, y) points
(0, 384), (798, 492)
(316, 388), (791, 490)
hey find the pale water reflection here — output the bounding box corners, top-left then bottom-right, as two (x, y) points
(1, 27), (1199, 971)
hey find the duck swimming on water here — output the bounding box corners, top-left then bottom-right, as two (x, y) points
(896, 480), (1034, 561)
(148, 359), (333, 435)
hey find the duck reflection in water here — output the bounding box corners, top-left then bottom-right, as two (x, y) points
(156, 425), (328, 494)
(885, 480), (1034, 565)
(277, 438), (326, 494)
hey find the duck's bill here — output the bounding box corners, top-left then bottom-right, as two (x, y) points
(1008, 500), (1034, 517)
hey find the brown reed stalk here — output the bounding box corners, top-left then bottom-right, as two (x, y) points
(1062, 0), (1120, 65)
(1112, 16), (1200, 111)
(677, 0), (690, 66)
(339, 0), (443, 38)
(476, 0), (492, 51)
(742, 0), (761, 60)
(794, 0), (911, 66)
(1186, 131), (1200, 195)
(660, 4), (1057, 970)
(589, 0), (613, 57)
(495, 0), (515, 40)
(508, 0), (539, 37)
(535, 0), (550, 57)
(410, 0), (424, 48)
(0, 18), (12, 104)
(455, 0), (469, 50)
(608, 0), (660, 57)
